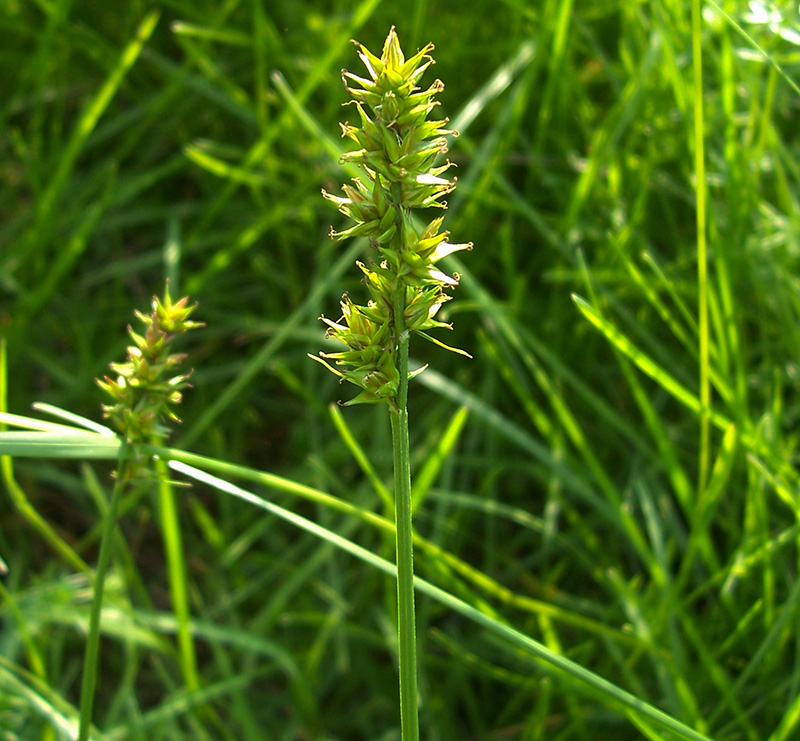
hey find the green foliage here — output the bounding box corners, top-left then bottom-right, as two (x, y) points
(2, 1), (800, 739)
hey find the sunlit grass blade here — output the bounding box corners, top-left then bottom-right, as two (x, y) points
(0, 413), (99, 435)
(32, 402), (116, 436)
(0, 658), (82, 741)
(691, 0), (711, 497)
(0, 432), (121, 458)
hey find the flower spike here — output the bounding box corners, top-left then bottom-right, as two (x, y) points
(98, 286), (203, 444)
(312, 27), (471, 406)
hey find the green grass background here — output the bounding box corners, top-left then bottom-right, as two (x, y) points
(2, 0), (800, 738)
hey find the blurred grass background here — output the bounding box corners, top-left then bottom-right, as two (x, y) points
(2, 0), (800, 738)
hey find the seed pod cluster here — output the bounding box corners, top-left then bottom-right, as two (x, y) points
(97, 288), (203, 443)
(314, 27), (471, 407)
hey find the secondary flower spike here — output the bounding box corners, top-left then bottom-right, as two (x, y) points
(97, 286), (203, 444)
(312, 26), (472, 407)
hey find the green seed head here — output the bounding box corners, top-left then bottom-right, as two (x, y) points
(314, 27), (471, 407)
(98, 285), (203, 444)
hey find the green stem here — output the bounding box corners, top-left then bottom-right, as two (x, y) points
(391, 287), (420, 741)
(77, 457), (131, 741)
(153, 450), (199, 692)
(691, 0), (710, 496)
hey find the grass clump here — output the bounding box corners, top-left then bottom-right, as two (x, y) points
(1, 2), (800, 739)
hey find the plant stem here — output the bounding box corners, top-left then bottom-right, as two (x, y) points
(77, 458), (131, 741)
(691, 0), (710, 496)
(153, 451), (200, 693)
(391, 286), (420, 741)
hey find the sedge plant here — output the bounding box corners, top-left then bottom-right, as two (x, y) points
(310, 27), (471, 739)
(77, 286), (202, 741)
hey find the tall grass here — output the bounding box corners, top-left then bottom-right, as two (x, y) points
(2, 1), (800, 738)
